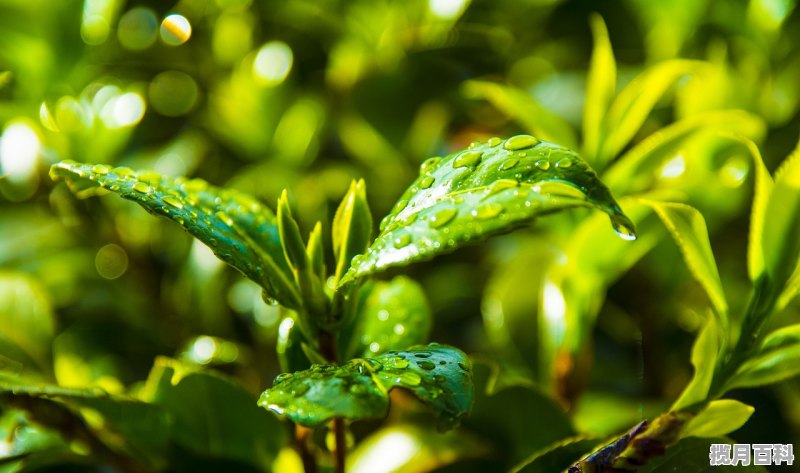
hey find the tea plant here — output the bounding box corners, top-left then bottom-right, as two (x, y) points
(33, 133), (634, 472)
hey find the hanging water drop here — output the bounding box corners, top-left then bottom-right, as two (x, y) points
(453, 150), (483, 168)
(503, 135), (539, 151)
(610, 214), (637, 241)
(428, 207), (457, 228)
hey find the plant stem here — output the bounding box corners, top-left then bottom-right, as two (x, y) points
(318, 329), (347, 473)
(333, 417), (347, 473)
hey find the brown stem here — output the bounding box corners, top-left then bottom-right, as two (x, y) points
(295, 425), (318, 473)
(333, 418), (347, 473)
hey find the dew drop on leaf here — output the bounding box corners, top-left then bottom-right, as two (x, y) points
(419, 176), (435, 189)
(453, 150), (483, 168)
(393, 234), (412, 248)
(555, 158), (573, 168)
(416, 360), (436, 370)
(132, 181), (152, 193)
(534, 159), (551, 170)
(472, 203), (503, 219)
(503, 134), (539, 151)
(91, 164), (110, 175)
(162, 195), (183, 209)
(487, 137), (502, 147)
(428, 207), (457, 228)
(419, 157), (441, 174)
(499, 158), (518, 171)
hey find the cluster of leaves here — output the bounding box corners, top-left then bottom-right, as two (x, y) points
(3, 0), (800, 472)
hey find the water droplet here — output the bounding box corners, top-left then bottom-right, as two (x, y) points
(503, 135), (539, 151)
(453, 150), (483, 168)
(439, 360), (447, 365)
(113, 166), (135, 176)
(555, 158), (572, 168)
(433, 374), (446, 383)
(163, 195), (183, 209)
(419, 176), (435, 189)
(396, 371), (421, 386)
(388, 356), (409, 369)
(414, 352), (432, 358)
(393, 199), (409, 213)
(472, 203), (503, 219)
(468, 140), (480, 149)
(416, 360), (435, 370)
(429, 207), (457, 228)
(499, 158), (518, 171)
(133, 181), (152, 193)
(291, 383), (309, 396)
(457, 362), (470, 371)
(534, 159), (551, 170)
(487, 137), (502, 147)
(91, 164), (110, 175)
(420, 157), (441, 174)
(392, 233), (412, 249)
(400, 212), (418, 225)
(611, 214), (637, 241)
(275, 373), (293, 384)
(485, 179), (517, 196)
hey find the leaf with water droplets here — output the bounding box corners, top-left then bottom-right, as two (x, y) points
(339, 276), (432, 360)
(258, 344), (473, 430)
(50, 161), (300, 309)
(339, 136), (636, 284)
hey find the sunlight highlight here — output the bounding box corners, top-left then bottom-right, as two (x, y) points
(0, 121), (41, 184)
(253, 41), (293, 86)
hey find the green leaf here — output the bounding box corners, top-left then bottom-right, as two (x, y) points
(672, 316), (720, 411)
(0, 271), (55, 371)
(276, 316), (312, 374)
(462, 81), (578, 150)
(583, 14), (616, 164)
(638, 437), (769, 473)
(0, 381), (170, 469)
(600, 60), (705, 162)
(640, 200), (728, 322)
(278, 192), (328, 318)
(277, 190), (308, 272)
(142, 357), (286, 468)
(465, 361), (575, 466)
(341, 136), (636, 284)
(49, 161), (301, 309)
(340, 276), (432, 360)
(306, 221), (326, 282)
(681, 399), (754, 438)
(258, 344), (473, 431)
(603, 110), (766, 194)
(348, 423), (489, 473)
(758, 140), (800, 297)
(511, 437), (599, 473)
(332, 179), (373, 286)
(728, 323), (800, 389)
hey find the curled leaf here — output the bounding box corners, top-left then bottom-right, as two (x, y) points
(340, 136), (635, 285)
(50, 162), (300, 309)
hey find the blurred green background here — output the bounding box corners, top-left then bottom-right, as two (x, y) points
(2, 0), (800, 472)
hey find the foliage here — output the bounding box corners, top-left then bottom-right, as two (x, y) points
(2, 1), (800, 472)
